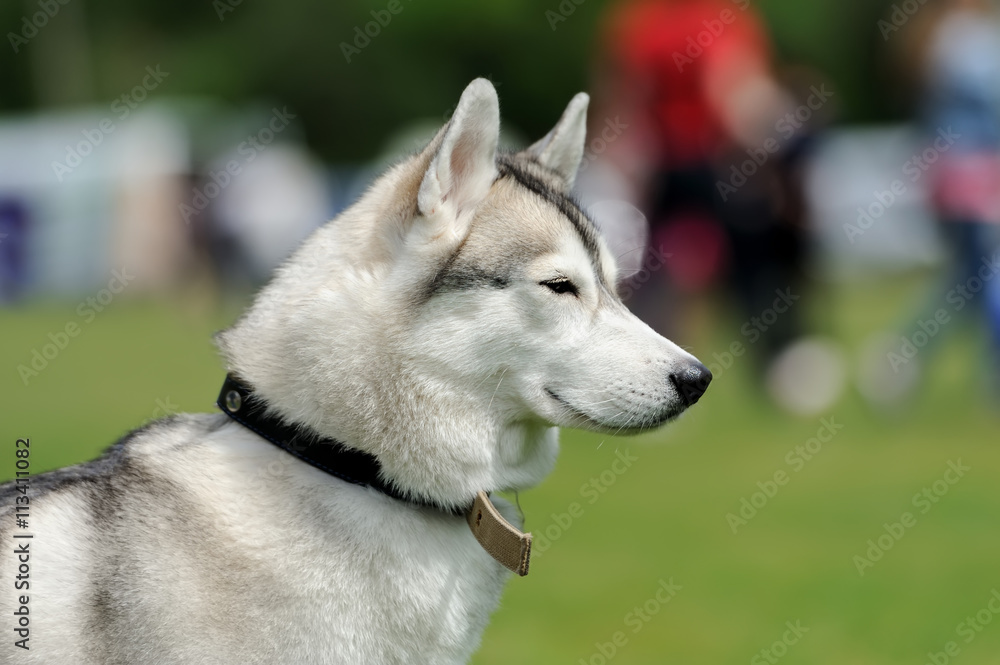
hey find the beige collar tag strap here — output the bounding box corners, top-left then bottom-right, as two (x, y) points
(467, 491), (532, 577)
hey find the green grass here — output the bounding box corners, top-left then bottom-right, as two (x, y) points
(1, 279), (998, 665)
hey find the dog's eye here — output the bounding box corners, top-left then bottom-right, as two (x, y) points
(541, 278), (578, 297)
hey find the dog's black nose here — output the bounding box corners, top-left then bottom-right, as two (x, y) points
(669, 362), (712, 406)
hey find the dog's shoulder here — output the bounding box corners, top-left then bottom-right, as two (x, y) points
(0, 413), (229, 506)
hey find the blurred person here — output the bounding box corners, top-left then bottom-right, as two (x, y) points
(866, 0), (1000, 404)
(596, 0), (772, 339)
(923, 0), (1000, 376)
(595, 0), (832, 409)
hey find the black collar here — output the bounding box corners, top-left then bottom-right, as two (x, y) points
(216, 374), (469, 517)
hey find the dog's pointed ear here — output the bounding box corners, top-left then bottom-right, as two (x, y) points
(526, 92), (589, 189)
(417, 79), (500, 228)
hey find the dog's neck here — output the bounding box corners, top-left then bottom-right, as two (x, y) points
(216, 163), (560, 509)
(214, 369), (545, 575)
(215, 358), (558, 508)
(215, 373), (475, 514)
(217, 303), (559, 509)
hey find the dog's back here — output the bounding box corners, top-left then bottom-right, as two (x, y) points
(1, 414), (512, 664)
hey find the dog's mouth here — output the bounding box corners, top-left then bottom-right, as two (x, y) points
(544, 388), (681, 434)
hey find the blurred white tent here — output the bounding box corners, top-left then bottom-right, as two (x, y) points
(805, 124), (945, 279)
(0, 104), (189, 295)
(0, 101), (332, 297)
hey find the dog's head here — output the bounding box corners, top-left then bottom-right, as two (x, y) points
(219, 79), (710, 506)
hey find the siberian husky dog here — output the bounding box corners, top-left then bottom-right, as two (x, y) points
(0, 79), (711, 664)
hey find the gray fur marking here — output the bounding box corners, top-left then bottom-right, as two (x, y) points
(496, 154), (608, 289)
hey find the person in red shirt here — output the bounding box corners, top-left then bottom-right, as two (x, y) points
(595, 0), (813, 375)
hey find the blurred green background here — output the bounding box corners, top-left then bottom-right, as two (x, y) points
(3, 0), (1000, 663)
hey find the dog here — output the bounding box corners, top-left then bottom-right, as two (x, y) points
(0, 78), (711, 664)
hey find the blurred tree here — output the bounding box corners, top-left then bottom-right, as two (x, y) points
(0, 0), (917, 161)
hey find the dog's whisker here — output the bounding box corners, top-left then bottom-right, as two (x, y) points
(487, 367), (508, 411)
